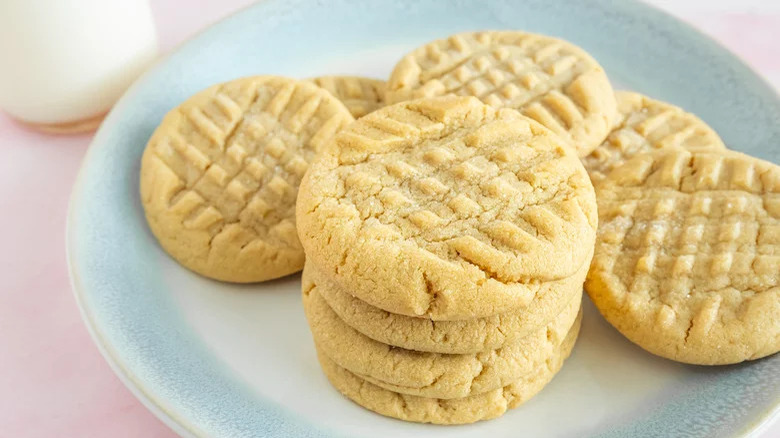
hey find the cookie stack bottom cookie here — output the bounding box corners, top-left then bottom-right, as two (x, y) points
(315, 313), (580, 425)
(302, 259), (587, 424)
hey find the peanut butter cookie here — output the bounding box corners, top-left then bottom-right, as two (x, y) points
(140, 76), (353, 282)
(385, 31), (618, 156)
(296, 96), (597, 319)
(586, 147), (780, 364)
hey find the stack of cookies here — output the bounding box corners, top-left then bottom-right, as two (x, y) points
(296, 96), (598, 424)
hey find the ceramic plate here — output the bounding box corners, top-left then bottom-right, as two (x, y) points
(68, 0), (780, 436)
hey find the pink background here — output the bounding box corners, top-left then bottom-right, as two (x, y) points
(0, 1), (777, 436)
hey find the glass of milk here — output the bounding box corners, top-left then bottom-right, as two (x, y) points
(0, 0), (158, 133)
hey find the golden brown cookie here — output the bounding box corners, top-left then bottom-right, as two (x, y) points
(582, 91), (727, 183)
(305, 246), (590, 354)
(385, 31), (618, 156)
(303, 280), (581, 399)
(315, 311), (580, 424)
(586, 147), (780, 364)
(140, 76), (353, 282)
(308, 76), (385, 118)
(297, 96), (597, 319)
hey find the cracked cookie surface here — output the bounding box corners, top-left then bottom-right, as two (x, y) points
(303, 279), (581, 399)
(314, 311), (580, 424)
(308, 76), (386, 118)
(582, 91), (726, 183)
(305, 245), (589, 354)
(586, 147), (780, 364)
(385, 31), (618, 157)
(140, 76), (353, 282)
(296, 96), (597, 319)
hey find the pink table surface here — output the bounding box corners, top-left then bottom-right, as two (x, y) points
(0, 1), (777, 437)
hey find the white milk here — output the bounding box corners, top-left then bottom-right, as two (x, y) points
(0, 0), (158, 127)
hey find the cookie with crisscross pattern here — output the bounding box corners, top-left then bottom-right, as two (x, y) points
(583, 91), (726, 183)
(140, 76), (353, 282)
(308, 76), (385, 118)
(385, 31), (618, 156)
(586, 147), (780, 364)
(297, 96), (597, 319)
